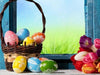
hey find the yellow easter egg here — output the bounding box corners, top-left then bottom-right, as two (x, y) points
(23, 37), (34, 46)
(13, 56), (27, 73)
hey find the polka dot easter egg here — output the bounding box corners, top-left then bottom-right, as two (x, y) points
(16, 28), (30, 42)
(32, 32), (45, 44)
(40, 60), (58, 73)
(39, 57), (49, 62)
(4, 31), (19, 46)
(27, 57), (41, 72)
(12, 56), (27, 73)
(23, 37), (34, 46)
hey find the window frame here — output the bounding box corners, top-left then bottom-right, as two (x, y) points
(85, 0), (94, 41)
(1, 0), (98, 69)
(0, 0), (16, 69)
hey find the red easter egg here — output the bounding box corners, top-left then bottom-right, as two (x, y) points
(32, 32), (45, 44)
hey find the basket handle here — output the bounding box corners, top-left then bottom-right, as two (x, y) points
(0, 0), (46, 44)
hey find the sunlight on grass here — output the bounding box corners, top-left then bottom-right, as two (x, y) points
(41, 26), (85, 54)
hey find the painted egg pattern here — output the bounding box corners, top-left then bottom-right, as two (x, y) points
(23, 37), (34, 46)
(4, 31), (19, 46)
(27, 57), (41, 72)
(13, 56), (27, 73)
(39, 57), (49, 62)
(16, 28), (30, 42)
(32, 32), (45, 44)
(40, 60), (58, 73)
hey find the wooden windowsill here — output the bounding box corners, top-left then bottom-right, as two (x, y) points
(0, 69), (97, 75)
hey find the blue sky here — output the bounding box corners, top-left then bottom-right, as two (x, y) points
(17, 0), (85, 35)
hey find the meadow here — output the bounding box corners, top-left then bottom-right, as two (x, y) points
(41, 26), (85, 54)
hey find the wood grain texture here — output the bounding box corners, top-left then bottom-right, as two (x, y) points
(0, 0), (9, 69)
(9, 1), (16, 32)
(0, 70), (84, 75)
(85, 0), (88, 36)
(93, 0), (100, 40)
(85, 0), (94, 41)
(0, 0), (16, 69)
(40, 54), (74, 60)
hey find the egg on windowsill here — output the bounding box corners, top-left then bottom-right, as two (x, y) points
(27, 57), (41, 72)
(12, 56), (27, 73)
(39, 57), (49, 62)
(40, 60), (58, 73)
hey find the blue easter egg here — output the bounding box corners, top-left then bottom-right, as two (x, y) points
(16, 28), (30, 42)
(27, 57), (41, 72)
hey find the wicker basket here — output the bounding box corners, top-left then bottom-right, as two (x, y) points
(0, 0), (46, 71)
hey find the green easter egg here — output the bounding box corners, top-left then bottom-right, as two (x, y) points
(40, 60), (58, 73)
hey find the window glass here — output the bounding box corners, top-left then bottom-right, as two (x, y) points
(17, 0), (85, 54)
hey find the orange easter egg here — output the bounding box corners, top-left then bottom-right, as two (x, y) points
(39, 57), (48, 62)
(32, 32), (45, 44)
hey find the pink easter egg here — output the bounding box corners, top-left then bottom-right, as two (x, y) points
(4, 31), (19, 46)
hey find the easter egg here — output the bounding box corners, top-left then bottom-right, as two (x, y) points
(39, 57), (48, 62)
(27, 57), (41, 72)
(16, 28), (30, 42)
(4, 31), (19, 46)
(13, 56), (27, 73)
(23, 37), (34, 46)
(32, 32), (45, 44)
(40, 60), (58, 73)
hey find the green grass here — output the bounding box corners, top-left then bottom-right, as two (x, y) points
(41, 26), (85, 54)
(17, 26), (85, 54)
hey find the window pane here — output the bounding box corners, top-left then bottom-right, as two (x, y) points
(17, 0), (85, 54)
